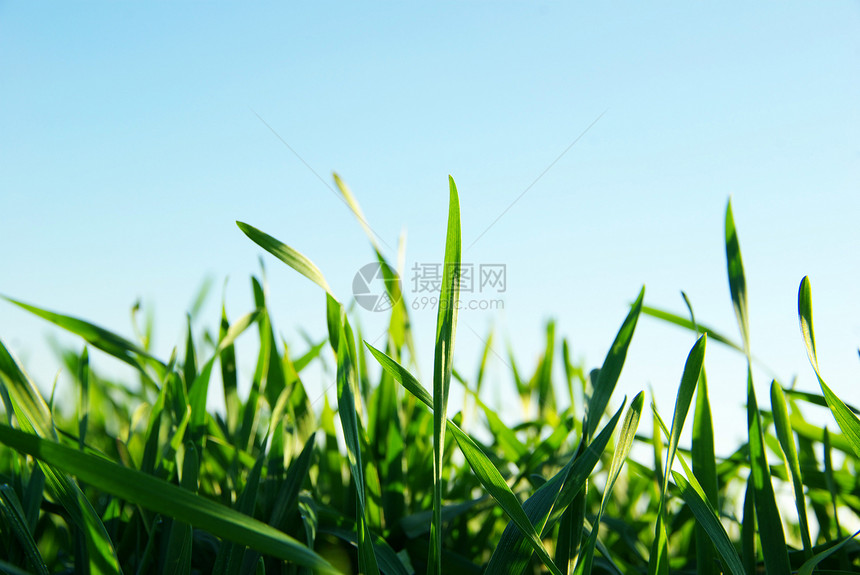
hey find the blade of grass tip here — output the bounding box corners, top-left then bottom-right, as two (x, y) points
(429, 176), (461, 575)
(798, 276), (860, 459)
(649, 334), (706, 575)
(236, 222), (333, 296)
(365, 343), (562, 575)
(574, 392), (644, 575)
(725, 199), (750, 355)
(0, 424), (340, 575)
(797, 528), (860, 575)
(586, 287), (644, 441)
(747, 369), (791, 574)
(770, 380), (813, 559)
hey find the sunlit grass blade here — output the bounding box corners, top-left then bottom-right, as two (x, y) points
(236, 222), (333, 296)
(770, 380), (813, 559)
(573, 392), (643, 575)
(725, 199), (750, 354)
(747, 370), (791, 574)
(798, 276), (860, 459)
(428, 176), (461, 575)
(586, 287), (643, 441)
(1, 296), (164, 386)
(641, 305), (744, 353)
(671, 465), (744, 575)
(0, 425), (340, 575)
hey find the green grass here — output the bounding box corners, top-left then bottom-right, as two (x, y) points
(1, 176), (858, 574)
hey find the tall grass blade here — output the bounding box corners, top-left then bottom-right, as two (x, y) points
(798, 276), (860, 458)
(586, 287), (644, 440)
(725, 199), (749, 354)
(429, 176), (461, 575)
(649, 333), (706, 575)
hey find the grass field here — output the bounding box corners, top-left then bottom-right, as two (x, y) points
(1, 176), (858, 574)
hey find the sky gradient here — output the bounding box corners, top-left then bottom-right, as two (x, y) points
(2, 2), (858, 453)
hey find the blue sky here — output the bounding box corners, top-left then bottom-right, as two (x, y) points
(1, 2), (858, 453)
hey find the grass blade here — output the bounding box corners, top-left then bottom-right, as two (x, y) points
(586, 287), (644, 441)
(429, 176), (461, 575)
(573, 392), (644, 575)
(725, 199), (749, 354)
(770, 380), (813, 559)
(747, 371), (791, 574)
(236, 222), (333, 296)
(671, 467), (744, 575)
(798, 276), (860, 459)
(0, 425), (339, 575)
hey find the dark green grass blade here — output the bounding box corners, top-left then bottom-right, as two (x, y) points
(725, 199), (750, 354)
(798, 276), (860, 459)
(586, 287), (644, 440)
(429, 176), (461, 575)
(0, 484), (49, 575)
(0, 425), (339, 575)
(770, 380), (813, 559)
(365, 343), (562, 575)
(573, 392), (644, 575)
(747, 371), (791, 574)
(236, 222), (333, 296)
(649, 333), (706, 575)
(671, 467), (745, 575)
(797, 529), (860, 575)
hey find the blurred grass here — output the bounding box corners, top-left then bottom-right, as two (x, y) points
(0, 176), (857, 574)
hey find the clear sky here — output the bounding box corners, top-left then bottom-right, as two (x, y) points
(1, 2), (858, 454)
